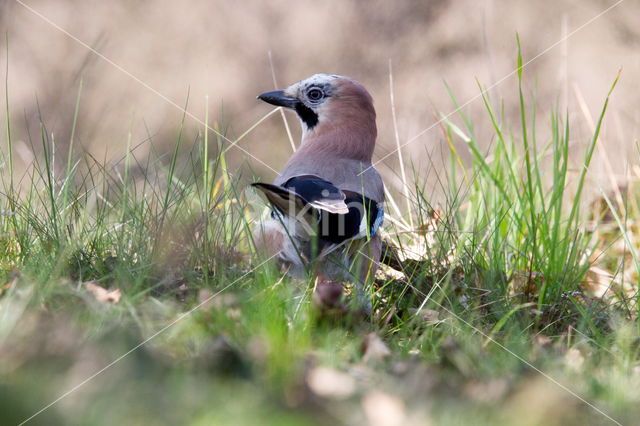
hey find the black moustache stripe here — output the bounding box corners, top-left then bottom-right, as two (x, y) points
(295, 103), (319, 129)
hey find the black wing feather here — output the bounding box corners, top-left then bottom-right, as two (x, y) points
(252, 177), (382, 244)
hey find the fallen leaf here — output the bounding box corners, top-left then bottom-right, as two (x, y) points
(306, 366), (356, 399)
(362, 391), (406, 426)
(564, 348), (584, 372)
(421, 309), (440, 325)
(361, 333), (391, 363)
(535, 335), (552, 346)
(1, 274), (19, 297)
(510, 271), (544, 299)
(408, 308), (441, 325)
(463, 379), (509, 403)
(581, 266), (614, 299)
(85, 282), (121, 304)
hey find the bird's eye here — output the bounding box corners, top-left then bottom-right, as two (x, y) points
(307, 88), (324, 101)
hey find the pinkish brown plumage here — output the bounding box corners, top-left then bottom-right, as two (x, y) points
(252, 74), (385, 313)
(296, 78), (377, 161)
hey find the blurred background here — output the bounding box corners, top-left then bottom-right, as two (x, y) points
(1, 0), (639, 198)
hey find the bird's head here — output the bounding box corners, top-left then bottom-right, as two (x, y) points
(257, 74), (376, 141)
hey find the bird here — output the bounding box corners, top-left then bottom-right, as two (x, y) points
(252, 74), (384, 312)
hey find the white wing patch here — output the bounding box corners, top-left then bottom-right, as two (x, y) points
(309, 199), (349, 214)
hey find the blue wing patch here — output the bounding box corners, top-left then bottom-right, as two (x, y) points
(370, 205), (384, 235)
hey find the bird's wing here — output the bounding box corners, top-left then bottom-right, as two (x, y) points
(253, 176), (384, 249)
(275, 157), (384, 204)
(282, 176), (349, 214)
(251, 178), (348, 223)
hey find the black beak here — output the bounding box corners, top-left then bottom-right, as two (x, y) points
(257, 90), (299, 109)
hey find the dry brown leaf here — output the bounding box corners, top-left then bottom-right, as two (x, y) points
(509, 271), (544, 298)
(306, 366), (356, 399)
(580, 264), (637, 310)
(85, 282), (121, 304)
(416, 208), (443, 237)
(0, 274), (19, 297)
(581, 266), (615, 299)
(362, 391), (406, 426)
(362, 333), (392, 363)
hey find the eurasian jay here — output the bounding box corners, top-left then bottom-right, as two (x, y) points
(252, 74), (384, 311)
